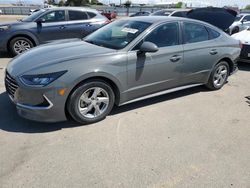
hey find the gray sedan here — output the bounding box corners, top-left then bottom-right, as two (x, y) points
(5, 16), (241, 124)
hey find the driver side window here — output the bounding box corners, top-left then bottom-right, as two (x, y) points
(133, 22), (179, 50)
(145, 22), (179, 48)
(40, 10), (65, 22)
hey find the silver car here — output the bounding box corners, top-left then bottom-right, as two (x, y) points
(229, 14), (250, 34)
(5, 16), (241, 124)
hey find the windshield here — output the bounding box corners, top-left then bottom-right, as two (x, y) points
(84, 20), (152, 50)
(22, 9), (46, 22)
(235, 15), (243, 22)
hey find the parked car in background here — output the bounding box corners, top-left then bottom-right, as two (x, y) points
(0, 7), (109, 56)
(29, 8), (40, 15)
(151, 9), (173, 16)
(232, 27), (250, 63)
(0, 9), (3, 14)
(5, 15), (240, 124)
(229, 14), (250, 34)
(98, 10), (117, 20)
(130, 11), (151, 17)
(151, 9), (188, 17)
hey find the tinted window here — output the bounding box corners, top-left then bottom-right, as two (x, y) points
(206, 27), (220, 39)
(184, 22), (209, 43)
(69, 11), (88, 20)
(244, 16), (250, 21)
(87, 12), (96, 18)
(40, 10), (65, 22)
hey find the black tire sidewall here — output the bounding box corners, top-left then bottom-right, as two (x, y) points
(67, 81), (115, 124)
(9, 37), (34, 56)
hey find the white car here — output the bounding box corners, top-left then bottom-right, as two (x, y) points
(0, 9), (2, 14)
(232, 27), (250, 63)
(229, 14), (250, 35)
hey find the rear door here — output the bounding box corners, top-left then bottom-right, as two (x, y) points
(180, 21), (221, 84)
(66, 10), (97, 38)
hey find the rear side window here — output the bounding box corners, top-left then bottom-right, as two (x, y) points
(206, 27), (220, 39)
(184, 22), (209, 43)
(87, 12), (96, 18)
(69, 11), (88, 20)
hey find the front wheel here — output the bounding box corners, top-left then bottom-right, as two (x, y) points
(9, 37), (34, 56)
(67, 80), (115, 124)
(206, 61), (229, 90)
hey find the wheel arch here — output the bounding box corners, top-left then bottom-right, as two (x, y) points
(7, 33), (39, 50)
(64, 75), (122, 120)
(217, 57), (235, 74)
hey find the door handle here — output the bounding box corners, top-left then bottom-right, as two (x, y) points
(59, 25), (66, 29)
(170, 55), (181, 62)
(210, 49), (218, 55)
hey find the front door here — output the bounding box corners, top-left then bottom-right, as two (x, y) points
(126, 22), (184, 101)
(34, 10), (68, 43)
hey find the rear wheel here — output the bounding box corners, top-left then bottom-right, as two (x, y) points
(231, 26), (239, 34)
(9, 37), (34, 56)
(67, 80), (115, 124)
(206, 61), (229, 90)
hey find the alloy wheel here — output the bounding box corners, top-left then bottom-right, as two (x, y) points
(13, 40), (31, 54)
(78, 87), (110, 119)
(213, 65), (228, 88)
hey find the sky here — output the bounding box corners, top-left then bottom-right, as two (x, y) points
(0, 0), (249, 8)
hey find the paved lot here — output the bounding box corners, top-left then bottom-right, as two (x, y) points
(0, 16), (250, 188)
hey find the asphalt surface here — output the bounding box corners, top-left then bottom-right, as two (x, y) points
(0, 16), (250, 188)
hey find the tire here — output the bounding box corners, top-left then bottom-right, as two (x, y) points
(67, 80), (115, 124)
(9, 37), (34, 56)
(206, 61), (229, 90)
(231, 26), (239, 35)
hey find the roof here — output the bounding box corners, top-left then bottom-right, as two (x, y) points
(45, 6), (98, 13)
(123, 15), (201, 25)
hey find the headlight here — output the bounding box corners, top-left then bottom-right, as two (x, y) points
(0, 25), (10, 31)
(20, 71), (67, 86)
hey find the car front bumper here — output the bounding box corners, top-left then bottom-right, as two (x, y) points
(5, 71), (69, 123)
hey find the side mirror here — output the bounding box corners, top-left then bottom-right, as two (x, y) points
(241, 19), (247, 24)
(36, 18), (45, 25)
(139, 42), (159, 53)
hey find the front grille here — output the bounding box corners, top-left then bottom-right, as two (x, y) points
(240, 44), (250, 60)
(5, 71), (19, 99)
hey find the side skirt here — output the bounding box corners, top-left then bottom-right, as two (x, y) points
(119, 83), (203, 106)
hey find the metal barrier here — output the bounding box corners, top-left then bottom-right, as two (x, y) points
(0, 6), (39, 15)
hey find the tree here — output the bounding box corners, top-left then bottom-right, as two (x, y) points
(246, 5), (250, 9)
(176, 2), (183, 8)
(124, 1), (131, 16)
(124, 0), (131, 8)
(58, 0), (65, 6)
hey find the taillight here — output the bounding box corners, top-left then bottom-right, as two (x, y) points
(239, 41), (243, 49)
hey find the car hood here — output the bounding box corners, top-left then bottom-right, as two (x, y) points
(7, 41), (116, 76)
(0, 20), (26, 26)
(186, 7), (237, 31)
(231, 29), (250, 44)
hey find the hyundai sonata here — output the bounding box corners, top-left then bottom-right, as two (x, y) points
(5, 16), (241, 124)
